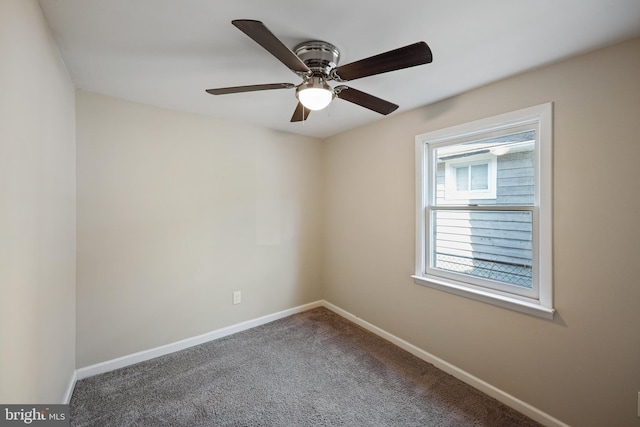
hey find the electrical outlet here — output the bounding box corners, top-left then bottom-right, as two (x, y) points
(233, 291), (241, 305)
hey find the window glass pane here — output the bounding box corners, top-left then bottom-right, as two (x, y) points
(470, 164), (488, 190)
(435, 129), (536, 206)
(455, 166), (469, 191)
(431, 210), (533, 289)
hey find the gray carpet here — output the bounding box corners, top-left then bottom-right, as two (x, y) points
(70, 307), (542, 426)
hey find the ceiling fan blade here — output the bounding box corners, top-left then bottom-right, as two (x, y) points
(206, 83), (295, 95)
(335, 86), (399, 115)
(232, 20), (310, 75)
(332, 42), (432, 81)
(290, 102), (311, 122)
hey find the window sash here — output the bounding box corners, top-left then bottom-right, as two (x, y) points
(427, 126), (538, 300)
(425, 205), (538, 300)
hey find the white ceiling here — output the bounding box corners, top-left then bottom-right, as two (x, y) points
(39, 0), (640, 139)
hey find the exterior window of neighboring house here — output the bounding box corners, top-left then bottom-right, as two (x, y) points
(444, 153), (497, 201)
(414, 103), (554, 318)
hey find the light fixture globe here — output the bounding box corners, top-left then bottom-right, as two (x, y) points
(296, 76), (334, 111)
(490, 146), (510, 156)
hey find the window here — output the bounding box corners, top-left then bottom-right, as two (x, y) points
(444, 153), (496, 201)
(414, 103), (554, 318)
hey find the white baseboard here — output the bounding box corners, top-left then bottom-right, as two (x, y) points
(76, 300), (323, 380)
(62, 370), (77, 404)
(321, 301), (570, 427)
(72, 299), (567, 427)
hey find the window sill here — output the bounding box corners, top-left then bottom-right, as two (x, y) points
(411, 275), (555, 320)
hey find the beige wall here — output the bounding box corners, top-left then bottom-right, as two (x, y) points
(75, 91), (324, 367)
(323, 37), (640, 427)
(0, 0), (76, 403)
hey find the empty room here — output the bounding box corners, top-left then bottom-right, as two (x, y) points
(2, 0), (640, 426)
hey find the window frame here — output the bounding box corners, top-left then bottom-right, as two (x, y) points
(413, 103), (554, 319)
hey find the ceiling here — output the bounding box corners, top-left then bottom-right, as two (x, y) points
(39, 0), (640, 139)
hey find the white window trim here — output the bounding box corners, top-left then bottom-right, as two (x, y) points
(413, 103), (554, 319)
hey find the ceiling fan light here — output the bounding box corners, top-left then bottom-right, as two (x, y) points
(298, 87), (333, 110)
(296, 76), (334, 111)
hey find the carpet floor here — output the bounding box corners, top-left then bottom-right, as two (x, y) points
(70, 307), (542, 426)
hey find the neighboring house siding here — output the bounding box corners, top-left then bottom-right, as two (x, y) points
(496, 151), (535, 205)
(435, 149), (534, 287)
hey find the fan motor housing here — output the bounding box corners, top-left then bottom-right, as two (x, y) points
(294, 41), (340, 76)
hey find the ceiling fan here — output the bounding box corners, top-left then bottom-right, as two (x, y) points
(206, 20), (433, 122)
